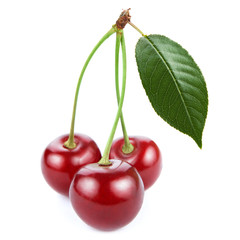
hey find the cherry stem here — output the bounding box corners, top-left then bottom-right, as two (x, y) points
(64, 26), (116, 149)
(98, 30), (127, 165)
(115, 30), (134, 154)
(128, 21), (145, 36)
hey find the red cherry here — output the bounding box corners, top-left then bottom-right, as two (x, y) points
(69, 160), (144, 231)
(41, 134), (101, 196)
(109, 136), (162, 190)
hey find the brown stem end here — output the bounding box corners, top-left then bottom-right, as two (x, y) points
(116, 8), (131, 29)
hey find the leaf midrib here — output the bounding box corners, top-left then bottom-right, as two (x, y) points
(145, 35), (196, 138)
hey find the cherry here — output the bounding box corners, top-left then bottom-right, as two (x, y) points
(109, 136), (162, 190)
(69, 159), (144, 231)
(41, 134), (101, 196)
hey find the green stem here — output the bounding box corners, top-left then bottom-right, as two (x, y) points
(115, 30), (134, 154)
(98, 30), (127, 165)
(64, 26), (116, 149)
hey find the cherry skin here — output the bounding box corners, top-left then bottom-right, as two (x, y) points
(41, 134), (101, 196)
(109, 136), (162, 190)
(69, 159), (144, 231)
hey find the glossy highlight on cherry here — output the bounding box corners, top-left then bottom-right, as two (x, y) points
(69, 159), (144, 231)
(41, 134), (101, 196)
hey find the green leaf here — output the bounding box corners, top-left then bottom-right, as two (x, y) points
(135, 34), (208, 148)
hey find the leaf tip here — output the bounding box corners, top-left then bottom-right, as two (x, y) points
(194, 136), (203, 149)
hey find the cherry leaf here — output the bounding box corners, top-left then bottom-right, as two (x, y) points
(135, 35), (208, 148)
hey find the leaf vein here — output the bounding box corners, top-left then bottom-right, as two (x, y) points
(146, 36), (197, 138)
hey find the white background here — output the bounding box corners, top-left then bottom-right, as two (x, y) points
(0, 0), (240, 239)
